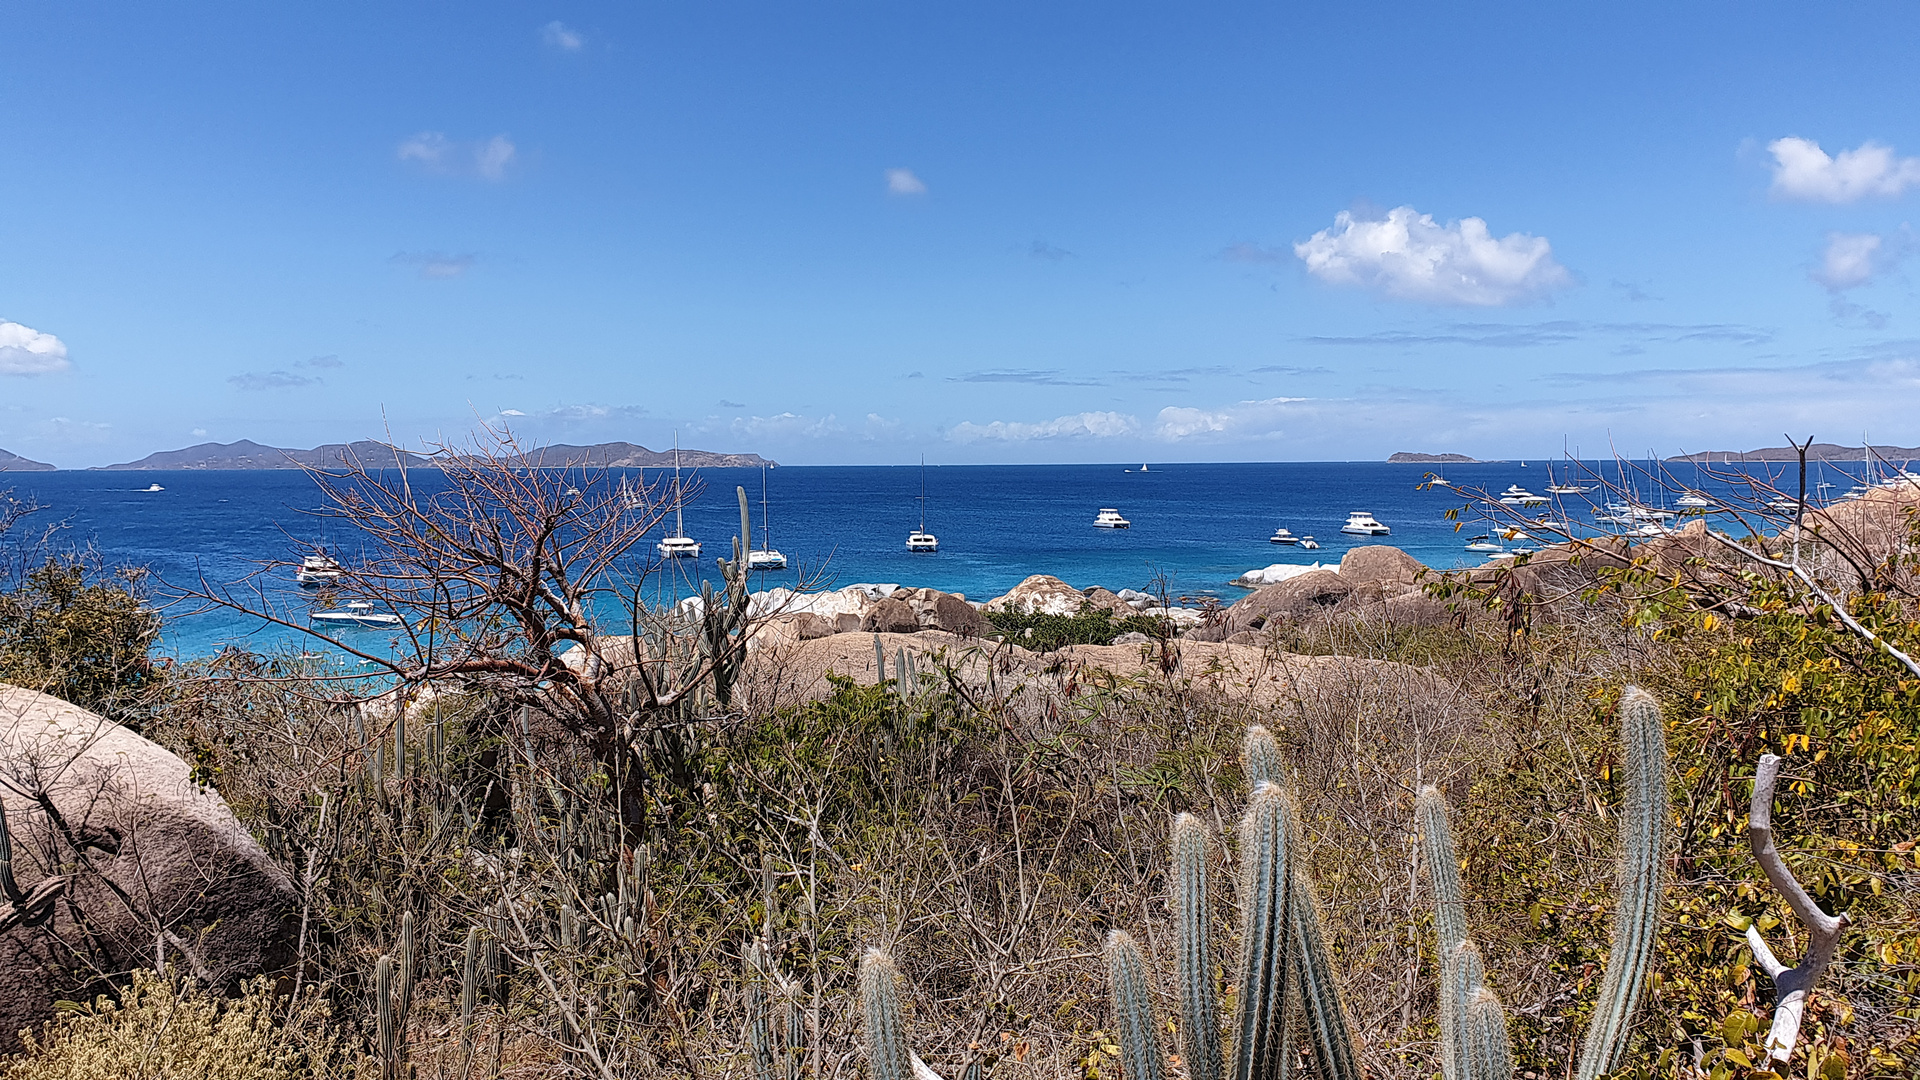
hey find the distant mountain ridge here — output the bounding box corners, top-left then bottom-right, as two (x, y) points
(1387, 452), (1479, 463)
(1666, 443), (1920, 463)
(96, 439), (775, 471)
(0, 448), (56, 472)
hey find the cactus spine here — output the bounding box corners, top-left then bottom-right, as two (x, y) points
(1170, 813), (1222, 1080)
(1574, 687), (1669, 1080)
(1243, 725), (1281, 789)
(1231, 782), (1294, 1080)
(1438, 941), (1486, 1080)
(860, 949), (913, 1080)
(1105, 931), (1167, 1080)
(1290, 865), (1360, 1079)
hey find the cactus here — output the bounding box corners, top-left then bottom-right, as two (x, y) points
(1170, 813), (1222, 1080)
(375, 953), (397, 1080)
(1105, 931), (1166, 1080)
(1438, 941), (1486, 1080)
(1416, 786), (1467, 962)
(0, 800), (24, 905)
(1465, 988), (1513, 1080)
(1243, 725), (1281, 789)
(874, 634), (887, 682)
(1290, 864), (1360, 1079)
(747, 979), (775, 1080)
(1232, 782), (1294, 1080)
(860, 949), (913, 1080)
(396, 911), (415, 1052)
(460, 925), (480, 1055)
(1574, 686), (1669, 1080)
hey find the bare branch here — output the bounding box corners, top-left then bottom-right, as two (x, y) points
(1747, 753), (1852, 1063)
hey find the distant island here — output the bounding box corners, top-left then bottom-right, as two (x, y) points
(1666, 443), (1920, 464)
(1387, 452), (1479, 464)
(94, 439), (775, 471)
(0, 448), (56, 472)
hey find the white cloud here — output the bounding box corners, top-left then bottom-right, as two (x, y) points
(500, 409), (527, 417)
(397, 132), (517, 181)
(885, 168), (927, 196)
(1153, 397), (1309, 441)
(731, 412), (843, 439)
(391, 251), (478, 279)
(1814, 232), (1884, 290)
(1293, 206), (1572, 306)
(0, 321), (71, 376)
(1769, 137), (1920, 203)
(542, 21), (584, 50)
(947, 411), (1139, 443)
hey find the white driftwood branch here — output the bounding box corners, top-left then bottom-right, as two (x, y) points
(1747, 753), (1852, 1062)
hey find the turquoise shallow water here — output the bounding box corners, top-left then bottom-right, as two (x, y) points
(0, 459), (1838, 657)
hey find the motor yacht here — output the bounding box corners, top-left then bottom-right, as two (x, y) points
(1094, 508), (1132, 529)
(1498, 485), (1549, 507)
(656, 436), (702, 559)
(1340, 511), (1391, 536)
(1675, 493), (1713, 508)
(142, 483), (164, 492)
(296, 552), (342, 588)
(1269, 527), (1301, 545)
(1299, 536), (1320, 550)
(311, 601), (402, 629)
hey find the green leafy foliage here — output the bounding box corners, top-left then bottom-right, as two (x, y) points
(0, 557), (160, 722)
(985, 604), (1165, 652)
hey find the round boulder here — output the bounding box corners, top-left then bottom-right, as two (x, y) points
(1338, 545), (1426, 585)
(860, 598), (921, 634)
(923, 593), (986, 637)
(0, 685), (300, 1052)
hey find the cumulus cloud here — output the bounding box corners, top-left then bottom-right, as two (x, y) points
(885, 168), (927, 195)
(1153, 397), (1309, 441)
(731, 412), (843, 439)
(542, 21), (584, 50)
(391, 251), (478, 279)
(1814, 232), (1884, 290)
(0, 321), (70, 376)
(1769, 137), (1920, 203)
(398, 132), (517, 181)
(1293, 206), (1572, 306)
(947, 411), (1139, 443)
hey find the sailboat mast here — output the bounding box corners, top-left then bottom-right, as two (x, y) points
(760, 465), (770, 549)
(919, 456), (927, 531)
(673, 434), (685, 536)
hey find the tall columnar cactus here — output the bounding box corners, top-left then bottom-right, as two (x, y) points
(1290, 861), (1361, 1079)
(1232, 782), (1294, 1080)
(860, 949), (913, 1080)
(1416, 785), (1467, 962)
(1170, 813), (1222, 1080)
(0, 800), (23, 905)
(396, 911), (415, 1049)
(375, 954), (398, 1080)
(1465, 989), (1513, 1080)
(1104, 931), (1167, 1080)
(1574, 686), (1670, 1080)
(461, 926), (481, 1056)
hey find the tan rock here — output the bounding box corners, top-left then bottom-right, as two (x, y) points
(923, 593), (986, 637)
(1339, 545), (1426, 585)
(0, 686), (300, 1052)
(860, 598), (921, 634)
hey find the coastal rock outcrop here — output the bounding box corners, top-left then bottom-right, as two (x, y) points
(1192, 569), (1355, 641)
(0, 685), (300, 1052)
(983, 575), (1129, 616)
(923, 592), (987, 637)
(860, 598), (922, 634)
(1339, 545), (1426, 585)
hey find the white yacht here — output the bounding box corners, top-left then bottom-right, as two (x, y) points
(656, 435), (701, 559)
(1544, 465), (1590, 495)
(1675, 493), (1713, 508)
(1299, 536), (1320, 550)
(311, 601), (402, 629)
(1341, 511), (1391, 536)
(296, 552), (342, 588)
(1464, 535), (1505, 553)
(906, 457), (938, 552)
(1498, 485), (1549, 506)
(1269, 527), (1301, 545)
(747, 466), (786, 571)
(142, 483), (165, 492)
(1094, 508), (1132, 529)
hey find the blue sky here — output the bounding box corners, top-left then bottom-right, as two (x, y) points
(4, 3), (1920, 467)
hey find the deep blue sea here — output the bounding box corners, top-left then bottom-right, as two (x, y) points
(0, 459), (1848, 658)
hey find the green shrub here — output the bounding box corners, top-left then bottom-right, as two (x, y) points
(0, 557), (160, 723)
(985, 603), (1164, 652)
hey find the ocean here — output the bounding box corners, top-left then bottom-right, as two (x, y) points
(0, 459), (1836, 658)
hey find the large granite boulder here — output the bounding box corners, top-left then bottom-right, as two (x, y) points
(983, 575), (1130, 616)
(0, 686), (299, 1052)
(1339, 545), (1426, 585)
(860, 598), (921, 634)
(922, 593), (986, 637)
(1190, 570), (1354, 640)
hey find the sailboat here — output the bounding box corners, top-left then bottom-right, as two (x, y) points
(1544, 463), (1590, 495)
(656, 435), (702, 559)
(906, 457), (938, 552)
(747, 465), (786, 571)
